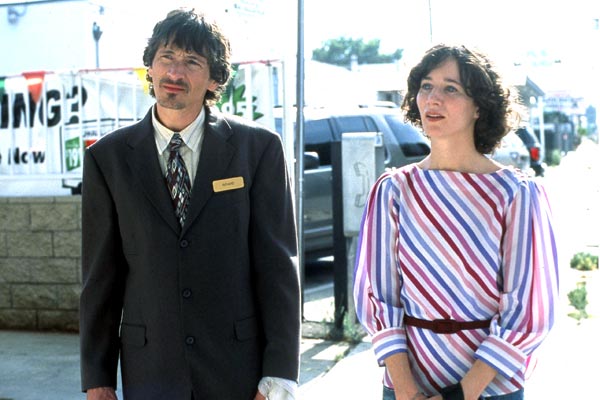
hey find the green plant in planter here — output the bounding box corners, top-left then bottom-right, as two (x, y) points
(567, 281), (588, 322)
(570, 252), (599, 271)
(342, 310), (366, 344)
(547, 149), (562, 166)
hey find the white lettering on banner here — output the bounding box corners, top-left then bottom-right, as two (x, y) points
(64, 137), (81, 171)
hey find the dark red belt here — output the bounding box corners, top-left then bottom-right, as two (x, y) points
(404, 315), (491, 334)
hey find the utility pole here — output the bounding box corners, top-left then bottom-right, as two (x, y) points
(428, 0), (433, 43)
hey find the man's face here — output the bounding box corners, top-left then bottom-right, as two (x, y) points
(148, 42), (219, 114)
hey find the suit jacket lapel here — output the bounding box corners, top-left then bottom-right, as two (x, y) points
(126, 110), (181, 234)
(183, 108), (235, 234)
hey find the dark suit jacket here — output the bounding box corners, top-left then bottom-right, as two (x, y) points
(79, 106), (300, 400)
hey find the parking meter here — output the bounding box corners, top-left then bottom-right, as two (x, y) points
(340, 132), (385, 328)
(341, 132), (385, 236)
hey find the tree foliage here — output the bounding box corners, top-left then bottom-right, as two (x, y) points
(312, 37), (403, 67)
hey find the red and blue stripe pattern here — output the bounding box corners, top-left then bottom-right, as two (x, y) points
(353, 164), (559, 397)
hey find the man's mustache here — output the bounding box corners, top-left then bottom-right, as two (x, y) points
(159, 78), (189, 90)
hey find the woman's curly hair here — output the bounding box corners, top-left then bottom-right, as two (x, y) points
(142, 8), (232, 106)
(402, 44), (521, 154)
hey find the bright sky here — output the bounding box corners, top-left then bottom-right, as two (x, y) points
(302, 0), (600, 99)
(97, 0), (600, 102)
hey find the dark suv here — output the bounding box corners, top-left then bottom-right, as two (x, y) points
(515, 126), (546, 176)
(277, 108), (430, 261)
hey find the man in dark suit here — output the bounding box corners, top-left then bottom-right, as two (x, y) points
(79, 9), (300, 400)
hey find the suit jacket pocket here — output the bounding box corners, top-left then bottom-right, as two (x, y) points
(234, 316), (258, 341)
(208, 184), (247, 209)
(120, 323), (147, 347)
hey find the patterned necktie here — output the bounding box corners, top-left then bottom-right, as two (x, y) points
(165, 133), (191, 227)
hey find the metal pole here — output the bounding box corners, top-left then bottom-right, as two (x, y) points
(538, 96), (546, 162)
(428, 0), (433, 43)
(331, 141), (347, 335)
(296, 0), (306, 315)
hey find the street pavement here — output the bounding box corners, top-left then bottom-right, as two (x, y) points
(1, 139), (599, 399)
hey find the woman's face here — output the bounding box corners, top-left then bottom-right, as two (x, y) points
(416, 57), (479, 144)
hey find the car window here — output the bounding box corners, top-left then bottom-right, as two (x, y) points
(305, 119), (334, 166)
(326, 115), (393, 166)
(384, 115), (431, 157)
(334, 116), (374, 139)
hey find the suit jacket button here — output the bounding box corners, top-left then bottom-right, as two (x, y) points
(180, 239), (189, 248)
(185, 336), (195, 345)
(182, 289), (192, 298)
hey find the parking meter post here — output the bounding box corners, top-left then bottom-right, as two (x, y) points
(331, 140), (348, 335)
(346, 235), (358, 327)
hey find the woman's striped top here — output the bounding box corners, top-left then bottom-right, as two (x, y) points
(353, 163), (559, 397)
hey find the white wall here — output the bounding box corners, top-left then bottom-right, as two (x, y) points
(0, 1), (101, 76)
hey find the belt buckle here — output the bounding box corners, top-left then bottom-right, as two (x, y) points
(432, 319), (460, 334)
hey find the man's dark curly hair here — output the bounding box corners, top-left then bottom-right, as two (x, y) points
(143, 8), (232, 106)
(401, 44), (520, 154)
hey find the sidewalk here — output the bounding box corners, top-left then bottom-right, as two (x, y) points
(300, 314), (600, 399)
(0, 327), (376, 399)
(0, 328), (354, 400)
(1, 299), (598, 399)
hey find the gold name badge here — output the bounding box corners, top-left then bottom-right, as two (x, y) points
(212, 176), (245, 193)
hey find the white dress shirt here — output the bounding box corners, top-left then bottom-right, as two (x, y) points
(153, 106), (205, 185)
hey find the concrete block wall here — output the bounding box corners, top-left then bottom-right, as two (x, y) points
(0, 196), (81, 331)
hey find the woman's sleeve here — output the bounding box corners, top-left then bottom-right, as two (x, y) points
(475, 179), (559, 379)
(353, 174), (407, 365)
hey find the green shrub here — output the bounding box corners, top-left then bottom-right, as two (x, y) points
(547, 149), (562, 166)
(570, 252), (599, 271)
(342, 310), (366, 344)
(568, 282), (588, 321)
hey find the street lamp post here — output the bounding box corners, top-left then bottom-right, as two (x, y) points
(296, 0), (306, 317)
(92, 22), (102, 69)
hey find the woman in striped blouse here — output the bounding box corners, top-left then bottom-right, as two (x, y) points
(353, 44), (558, 400)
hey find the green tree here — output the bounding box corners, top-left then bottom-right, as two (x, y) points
(312, 37), (403, 67)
